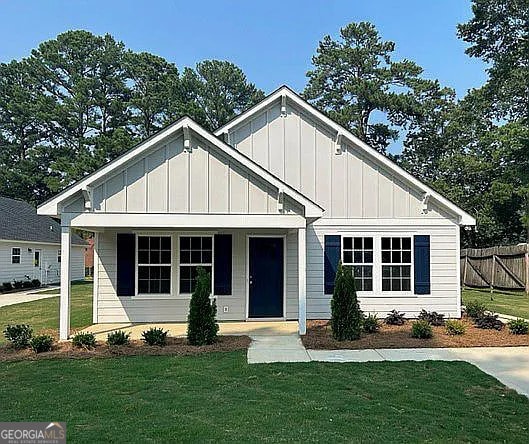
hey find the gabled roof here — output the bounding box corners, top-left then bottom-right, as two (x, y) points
(0, 197), (85, 245)
(215, 85), (476, 226)
(37, 116), (324, 218)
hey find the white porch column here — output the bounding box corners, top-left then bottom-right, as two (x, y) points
(59, 224), (71, 340)
(298, 226), (307, 335)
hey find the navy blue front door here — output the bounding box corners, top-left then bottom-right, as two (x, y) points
(249, 237), (284, 318)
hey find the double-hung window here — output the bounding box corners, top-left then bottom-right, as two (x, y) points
(342, 237), (373, 291)
(137, 236), (171, 294)
(11, 248), (20, 264)
(381, 237), (412, 291)
(179, 236), (212, 294)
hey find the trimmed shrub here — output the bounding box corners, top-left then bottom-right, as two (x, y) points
(3, 324), (33, 349)
(418, 309), (445, 326)
(363, 314), (380, 334)
(142, 327), (168, 346)
(508, 318), (529, 335)
(31, 279), (41, 288)
(2, 282), (13, 291)
(22, 281), (32, 289)
(385, 309), (406, 326)
(465, 300), (487, 319)
(411, 320), (433, 339)
(330, 263), (363, 341)
(107, 330), (131, 346)
(72, 332), (97, 349)
(445, 319), (466, 335)
(13, 280), (23, 289)
(187, 267), (219, 345)
(475, 314), (504, 331)
(30, 335), (53, 353)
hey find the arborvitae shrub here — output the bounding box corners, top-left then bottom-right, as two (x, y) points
(187, 267), (219, 345)
(330, 263), (363, 341)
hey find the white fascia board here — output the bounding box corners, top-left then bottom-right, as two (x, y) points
(69, 213), (306, 229)
(215, 86), (476, 226)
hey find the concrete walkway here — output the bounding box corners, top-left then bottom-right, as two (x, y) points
(248, 334), (310, 363)
(0, 286), (60, 308)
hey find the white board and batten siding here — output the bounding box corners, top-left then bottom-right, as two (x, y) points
(95, 229), (298, 323)
(226, 98), (461, 319)
(88, 134), (301, 217)
(0, 241), (85, 284)
(228, 100), (456, 221)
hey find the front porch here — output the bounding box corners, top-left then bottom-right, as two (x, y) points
(58, 213), (309, 340)
(82, 320), (299, 341)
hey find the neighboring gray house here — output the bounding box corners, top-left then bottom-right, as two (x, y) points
(38, 86), (475, 339)
(0, 197), (85, 285)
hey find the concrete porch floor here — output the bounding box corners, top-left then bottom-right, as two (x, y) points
(81, 321), (299, 341)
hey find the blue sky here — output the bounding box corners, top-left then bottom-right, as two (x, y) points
(0, 1), (486, 151)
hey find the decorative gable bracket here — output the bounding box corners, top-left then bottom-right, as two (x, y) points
(277, 188), (285, 213)
(422, 193), (431, 214)
(280, 94), (287, 117)
(335, 133), (344, 155)
(183, 125), (192, 152)
(82, 187), (92, 211)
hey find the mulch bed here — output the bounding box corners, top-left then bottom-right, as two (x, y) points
(0, 335), (251, 362)
(302, 318), (529, 350)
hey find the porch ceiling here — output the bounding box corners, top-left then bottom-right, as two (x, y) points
(68, 212), (306, 230)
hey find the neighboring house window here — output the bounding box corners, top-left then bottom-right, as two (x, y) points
(342, 237), (373, 291)
(381, 237), (412, 291)
(11, 248), (20, 264)
(179, 236), (212, 294)
(57, 249), (61, 263)
(137, 236), (171, 294)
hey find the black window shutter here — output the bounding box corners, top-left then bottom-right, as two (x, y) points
(116, 233), (136, 296)
(414, 235), (431, 295)
(324, 235), (341, 295)
(214, 234), (232, 295)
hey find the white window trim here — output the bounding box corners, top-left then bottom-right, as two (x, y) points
(134, 234), (173, 298)
(380, 236), (414, 295)
(11, 247), (21, 264)
(341, 235), (374, 294)
(338, 232), (416, 297)
(177, 234), (215, 299)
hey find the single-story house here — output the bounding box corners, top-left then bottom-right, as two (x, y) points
(37, 86), (475, 339)
(0, 196), (85, 286)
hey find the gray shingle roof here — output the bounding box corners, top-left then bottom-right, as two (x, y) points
(0, 197), (85, 245)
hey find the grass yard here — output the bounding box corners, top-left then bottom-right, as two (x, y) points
(463, 288), (529, 319)
(1, 352), (529, 442)
(0, 281), (92, 344)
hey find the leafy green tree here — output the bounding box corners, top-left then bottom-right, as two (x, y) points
(187, 267), (218, 345)
(304, 22), (439, 154)
(457, 0), (529, 122)
(181, 60), (264, 130)
(330, 262), (362, 341)
(125, 51), (181, 138)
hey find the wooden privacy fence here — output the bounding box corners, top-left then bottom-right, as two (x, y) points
(461, 244), (529, 293)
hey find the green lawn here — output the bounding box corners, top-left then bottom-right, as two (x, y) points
(0, 281), (92, 343)
(1, 352), (528, 442)
(463, 288), (529, 319)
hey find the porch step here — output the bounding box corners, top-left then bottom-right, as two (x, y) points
(247, 334), (311, 364)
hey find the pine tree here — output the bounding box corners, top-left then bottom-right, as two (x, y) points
(330, 262), (363, 341)
(187, 267), (219, 345)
